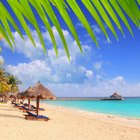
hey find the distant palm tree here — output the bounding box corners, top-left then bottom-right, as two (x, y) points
(0, 68), (9, 82)
(0, 68), (10, 93)
(0, 34), (3, 40)
(0, 0), (139, 59)
(7, 75), (22, 93)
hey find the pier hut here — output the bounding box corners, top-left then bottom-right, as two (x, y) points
(110, 92), (123, 100)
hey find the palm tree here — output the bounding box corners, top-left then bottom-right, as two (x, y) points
(0, 0), (139, 59)
(0, 34), (3, 40)
(7, 75), (22, 93)
(0, 68), (6, 82)
(0, 81), (10, 93)
(0, 68), (10, 93)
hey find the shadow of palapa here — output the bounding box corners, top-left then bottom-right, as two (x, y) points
(0, 114), (24, 119)
(0, 104), (10, 107)
(0, 108), (17, 112)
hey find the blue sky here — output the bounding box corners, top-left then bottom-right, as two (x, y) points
(1, 1), (140, 97)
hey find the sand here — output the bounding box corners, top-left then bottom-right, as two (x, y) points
(0, 102), (140, 140)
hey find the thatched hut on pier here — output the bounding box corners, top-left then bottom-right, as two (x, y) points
(110, 92), (123, 100)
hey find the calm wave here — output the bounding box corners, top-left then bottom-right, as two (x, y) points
(45, 97), (140, 118)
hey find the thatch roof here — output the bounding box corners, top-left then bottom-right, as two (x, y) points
(110, 92), (122, 98)
(17, 91), (25, 99)
(0, 93), (7, 98)
(22, 83), (56, 100)
(9, 92), (19, 99)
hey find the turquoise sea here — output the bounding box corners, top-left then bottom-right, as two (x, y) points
(46, 97), (140, 118)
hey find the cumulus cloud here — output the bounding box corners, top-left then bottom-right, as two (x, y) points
(76, 23), (102, 35)
(93, 61), (102, 70)
(110, 76), (125, 86)
(4, 27), (95, 89)
(0, 56), (4, 64)
(3, 27), (139, 97)
(2, 27), (82, 61)
(85, 70), (93, 79)
(5, 59), (140, 97)
(92, 25), (101, 34)
(47, 79), (140, 97)
(5, 60), (94, 86)
(76, 23), (84, 28)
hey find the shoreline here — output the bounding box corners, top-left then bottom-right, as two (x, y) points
(45, 101), (140, 120)
(45, 104), (140, 128)
(0, 102), (140, 140)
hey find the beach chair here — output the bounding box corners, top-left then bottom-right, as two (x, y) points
(13, 103), (23, 108)
(20, 102), (45, 111)
(30, 105), (45, 111)
(19, 106), (37, 113)
(25, 111), (49, 121)
(11, 101), (15, 104)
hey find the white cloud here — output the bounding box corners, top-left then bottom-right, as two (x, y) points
(3, 27), (95, 89)
(2, 27), (140, 97)
(47, 80), (140, 97)
(76, 23), (84, 28)
(92, 25), (101, 34)
(0, 56), (4, 64)
(76, 23), (102, 35)
(102, 39), (112, 44)
(4, 58), (140, 97)
(110, 76), (125, 86)
(94, 61), (102, 70)
(3, 27), (85, 61)
(96, 75), (102, 81)
(85, 70), (93, 79)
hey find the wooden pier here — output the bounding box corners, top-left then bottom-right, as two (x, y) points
(56, 97), (102, 101)
(55, 96), (124, 101)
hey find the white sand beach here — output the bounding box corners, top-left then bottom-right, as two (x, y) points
(0, 102), (140, 140)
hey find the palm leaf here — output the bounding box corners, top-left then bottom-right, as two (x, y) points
(109, 0), (133, 36)
(100, 0), (124, 37)
(0, 0), (140, 59)
(28, 0), (58, 56)
(118, 0), (140, 28)
(66, 0), (98, 46)
(0, 25), (13, 50)
(20, 0), (46, 52)
(50, 0), (83, 53)
(0, 13), (15, 45)
(82, 0), (109, 40)
(91, 0), (118, 40)
(41, 0), (70, 59)
(7, 0), (36, 47)
(0, 2), (23, 39)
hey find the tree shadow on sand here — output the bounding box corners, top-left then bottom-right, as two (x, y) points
(0, 104), (10, 107)
(0, 108), (17, 111)
(0, 114), (23, 119)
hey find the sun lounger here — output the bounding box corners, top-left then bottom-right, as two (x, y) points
(25, 111), (49, 121)
(11, 101), (15, 104)
(30, 105), (45, 111)
(13, 103), (23, 108)
(21, 104), (45, 111)
(20, 102), (29, 107)
(19, 106), (37, 112)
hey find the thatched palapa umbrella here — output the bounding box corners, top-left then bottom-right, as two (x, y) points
(9, 91), (20, 102)
(22, 82), (56, 115)
(0, 92), (8, 102)
(9, 91), (19, 99)
(20, 87), (36, 109)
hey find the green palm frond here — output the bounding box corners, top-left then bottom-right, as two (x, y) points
(7, 74), (22, 93)
(0, 0), (140, 59)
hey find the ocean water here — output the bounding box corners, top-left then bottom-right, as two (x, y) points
(46, 97), (140, 118)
